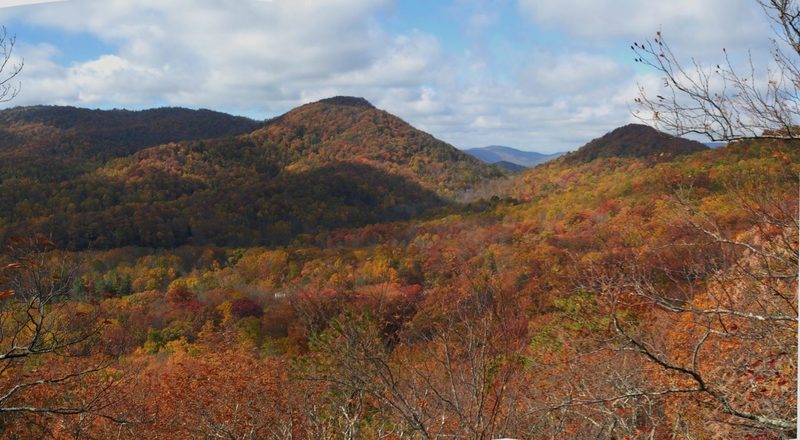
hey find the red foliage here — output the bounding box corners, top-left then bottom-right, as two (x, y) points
(230, 297), (263, 319)
(165, 284), (196, 304)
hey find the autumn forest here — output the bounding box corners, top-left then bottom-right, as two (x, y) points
(0, 2), (798, 440)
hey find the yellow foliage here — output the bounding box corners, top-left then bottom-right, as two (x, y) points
(355, 256), (398, 286)
(164, 337), (191, 354)
(217, 301), (233, 326)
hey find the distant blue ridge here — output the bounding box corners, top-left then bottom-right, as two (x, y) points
(463, 145), (564, 168)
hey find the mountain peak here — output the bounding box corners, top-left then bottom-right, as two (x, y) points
(248, 97), (503, 197)
(564, 123), (707, 164)
(314, 96), (375, 108)
(616, 122), (656, 131)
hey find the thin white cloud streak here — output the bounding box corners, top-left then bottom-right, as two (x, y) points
(0, 0), (66, 8)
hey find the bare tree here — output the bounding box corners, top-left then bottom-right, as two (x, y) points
(0, 26), (22, 103)
(299, 285), (524, 440)
(0, 235), (126, 436)
(624, 2), (800, 434)
(564, 173), (799, 438)
(634, 1), (800, 141)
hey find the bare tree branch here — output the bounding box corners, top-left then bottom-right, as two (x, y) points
(633, 1), (800, 141)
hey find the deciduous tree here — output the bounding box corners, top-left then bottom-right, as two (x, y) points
(634, 0), (800, 140)
(0, 235), (127, 434)
(0, 26), (21, 103)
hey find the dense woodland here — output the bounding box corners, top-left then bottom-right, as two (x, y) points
(0, 106), (262, 180)
(0, 99), (502, 249)
(0, 93), (795, 438)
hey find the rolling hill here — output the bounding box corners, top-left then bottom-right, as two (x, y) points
(0, 105), (263, 180)
(3, 102), (796, 440)
(249, 96), (505, 195)
(562, 123), (707, 164)
(493, 160), (528, 172)
(0, 97), (503, 249)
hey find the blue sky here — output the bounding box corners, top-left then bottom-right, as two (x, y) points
(0, 0), (770, 152)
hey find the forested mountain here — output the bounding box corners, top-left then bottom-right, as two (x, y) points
(248, 96), (504, 194)
(0, 105), (262, 180)
(1, 121), (796, 437)
(492, 160), (528, 172)
(562, 123), (708, 164)
(2, 0), (797, 435)
(0, 98), (502, 249)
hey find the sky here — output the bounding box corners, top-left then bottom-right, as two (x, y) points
(0, 0), (773, 152)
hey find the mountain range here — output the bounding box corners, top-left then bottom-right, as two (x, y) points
(0, 97), (502, 249)
(464, 145), (564, 168)
(0, 105), (262, 181)
(4, 95), (795, 440)
(0, 97), (715, 250)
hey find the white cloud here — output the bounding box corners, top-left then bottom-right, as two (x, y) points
(0, 0), (784, 152)
(523, 52), (630, 96)
(518, 0), (770, 55)
(4, 0), (426, 111)
(377, 49), (641, 151)
(0, 0), (65, 8)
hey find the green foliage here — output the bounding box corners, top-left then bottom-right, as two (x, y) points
(552, 291), (610, 333)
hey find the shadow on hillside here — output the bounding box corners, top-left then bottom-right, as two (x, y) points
(2, 162), (447, 250)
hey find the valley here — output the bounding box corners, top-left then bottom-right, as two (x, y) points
(1, 97), (795, 438)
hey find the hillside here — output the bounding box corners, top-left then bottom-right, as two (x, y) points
(249, 96), (505, 195)
(4, 1), (799, 438)
(0, 98), (502, 249)
(0, 105), (262, 180)
(6, 136), (794, 439)
(562, 123), (707, 164)
(493, 160), (528, 172)
(464, 145), (563, 167)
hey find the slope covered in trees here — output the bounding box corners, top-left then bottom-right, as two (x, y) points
(248, 96), (504, 194)
(1, 132), (794, 438)
(464, 145), (564, 167)
(562, 123), (708, 164)
(0, 98), (502, 249)
(0, 105), (262, 180)
(2, 0), (797, 433)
